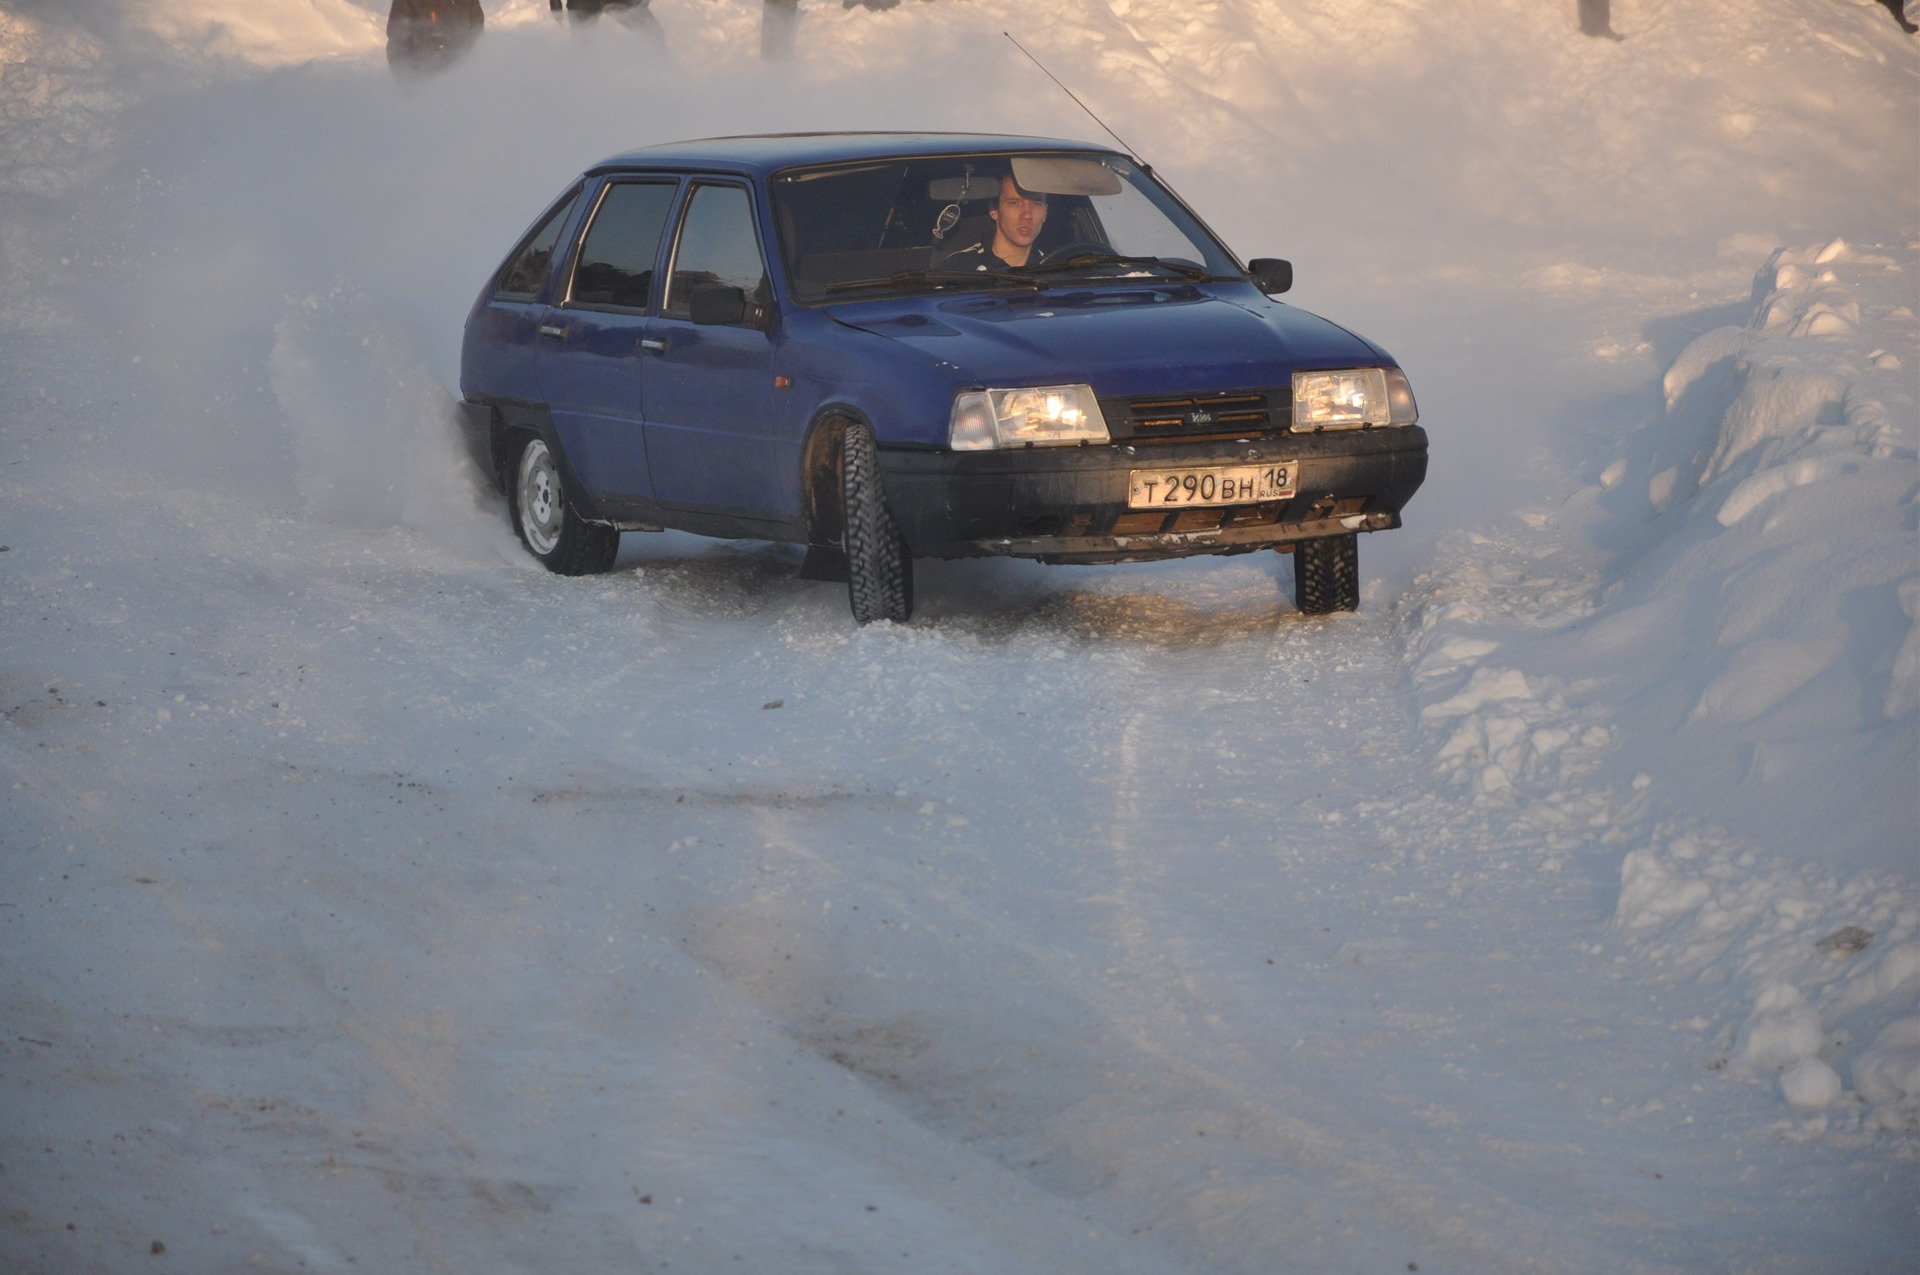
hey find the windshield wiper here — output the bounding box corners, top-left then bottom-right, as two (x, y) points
(1021, 252), (1210, 281)
(825, 269), (1044, 295)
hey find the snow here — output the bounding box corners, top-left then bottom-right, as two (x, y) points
(128, 0), (380, 66)
(1, 0), (1916, 1271)
(1784, 1056), (1847, 1109)
(1857, 1016), (1920, 1112)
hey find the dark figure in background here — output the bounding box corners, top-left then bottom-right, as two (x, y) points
(1876, 0), (1918, 35)
(1578, 0), (1623, 41)
(387, 0), (483, 75)
(763, 0), (799, 59)
(551, 0), (665, 37)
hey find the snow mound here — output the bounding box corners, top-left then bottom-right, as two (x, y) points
(1650, 239), (1915, 524)
(1396, 235), (1918, 1124)
(1739, 983), (1826, 1070)
(1397, 525), (1625, 825)
(1584, 240), (1919, 868)
(1854, 1016), (1920, 1128)
(1614, 825), (1920, 1122)
(1781, 1057), (1844, 1110)
(1416, 660), (1613, 803)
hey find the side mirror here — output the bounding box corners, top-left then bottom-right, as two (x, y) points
(689, 284), (749, 326)
(1248, 258), (1293, 295)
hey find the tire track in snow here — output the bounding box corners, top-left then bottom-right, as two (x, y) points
(1052, 616), (1637, 1274)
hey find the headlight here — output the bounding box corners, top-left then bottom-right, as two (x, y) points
(949, 384), (1111, 450)
(1292, 367), (1418, 431)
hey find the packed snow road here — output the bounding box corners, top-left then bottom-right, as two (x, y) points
(3, 1), (1916, 1271)
(1, 316), (1907, 1271)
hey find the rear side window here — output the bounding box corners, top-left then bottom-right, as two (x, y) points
(664, 184), (769, 320)
(493, 187), (582, 302)
(568, 181), (679, 311)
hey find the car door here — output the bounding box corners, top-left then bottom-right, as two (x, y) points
(465, 185), (584, 404)
(642, 181), (786, 519)
(531, 177), (679, 515)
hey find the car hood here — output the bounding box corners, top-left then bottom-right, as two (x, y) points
(825, 284), (1384, 396)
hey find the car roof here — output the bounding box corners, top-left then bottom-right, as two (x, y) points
(588, 132), (1127, 179)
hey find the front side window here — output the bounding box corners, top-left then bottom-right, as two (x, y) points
(493, 186), (582, 302)
(568, 180), (678, 311)
(663, 184), (770, 321)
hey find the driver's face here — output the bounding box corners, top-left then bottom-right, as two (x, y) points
(990, 176), (1048, 249)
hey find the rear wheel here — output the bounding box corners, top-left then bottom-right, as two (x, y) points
(840, 422), (913, 624)
(1293, 533), (1359, 614)
(510, 434), (619, 576)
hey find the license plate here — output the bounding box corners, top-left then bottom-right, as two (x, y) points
(1127, 462), (1297, 509)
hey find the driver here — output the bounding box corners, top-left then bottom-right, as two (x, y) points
(935, 172), (1048, 271)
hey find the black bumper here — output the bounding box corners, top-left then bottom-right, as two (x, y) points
(879, 427), (1428, 563)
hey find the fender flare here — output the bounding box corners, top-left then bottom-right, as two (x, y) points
(797, 401), (879, 548)
(482, 396), (618, 526)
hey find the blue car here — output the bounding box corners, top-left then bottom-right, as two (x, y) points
(459, 133), (1427, 623)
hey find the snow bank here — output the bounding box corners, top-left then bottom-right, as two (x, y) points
(1633, 834), (1920, 1121)
(1602, 239), (1918, 864)
(1398, 232), (1918, 1122)
(1606, 232), (1920, 1103)
(1854, 1016), (1920, 1125)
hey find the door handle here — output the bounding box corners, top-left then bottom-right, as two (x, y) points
(537, 324), (568, 340)
(638, 338), (670, 355)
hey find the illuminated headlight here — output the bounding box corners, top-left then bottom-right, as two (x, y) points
(949, 385), (1111, 450)
(1292, 367), (1419, 431)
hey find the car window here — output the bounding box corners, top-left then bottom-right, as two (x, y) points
(663, 184), (769, 322)
(568, 180), (678, 311)
(493, 186), (582, 303)
(771, 153), (1240, 302)
(1080, 178), (1217, 265)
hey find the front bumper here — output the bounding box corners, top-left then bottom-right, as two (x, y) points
(879, 426), (1428, 563)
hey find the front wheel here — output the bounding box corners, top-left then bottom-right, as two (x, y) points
(840, 422), (913, 624)
(510, 434), (619, 576)
(1293, 533), (1359, 615)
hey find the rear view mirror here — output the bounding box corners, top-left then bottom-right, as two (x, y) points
(927, 174), (990, 202)
(689, 284), (748, 326)
(1249, 258), (1292, 295)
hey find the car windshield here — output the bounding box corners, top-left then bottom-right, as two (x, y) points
(771, 152), (1241, 303)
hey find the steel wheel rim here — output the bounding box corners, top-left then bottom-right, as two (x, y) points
(517, 440), (563, 557)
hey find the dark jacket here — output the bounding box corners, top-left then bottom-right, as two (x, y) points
(388, 0), (482, 69)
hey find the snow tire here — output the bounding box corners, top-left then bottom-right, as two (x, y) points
(1293, 533), (1359, 615)
(510, 434), (619, 576)
(840, 421), (913, 625)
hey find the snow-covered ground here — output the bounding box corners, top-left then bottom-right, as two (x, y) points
(2, 1), (1916, 1270)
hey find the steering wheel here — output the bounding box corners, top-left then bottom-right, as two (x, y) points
(1037, 240), (1114, 266)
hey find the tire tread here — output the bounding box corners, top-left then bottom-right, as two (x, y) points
(1294, 533), (1359, 614)
(841, 423), (913, 624)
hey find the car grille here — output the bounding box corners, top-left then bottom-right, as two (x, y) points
(1102, 388), (1290, 445)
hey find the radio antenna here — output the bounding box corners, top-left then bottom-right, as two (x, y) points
(1002, 31), (1146, 168)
